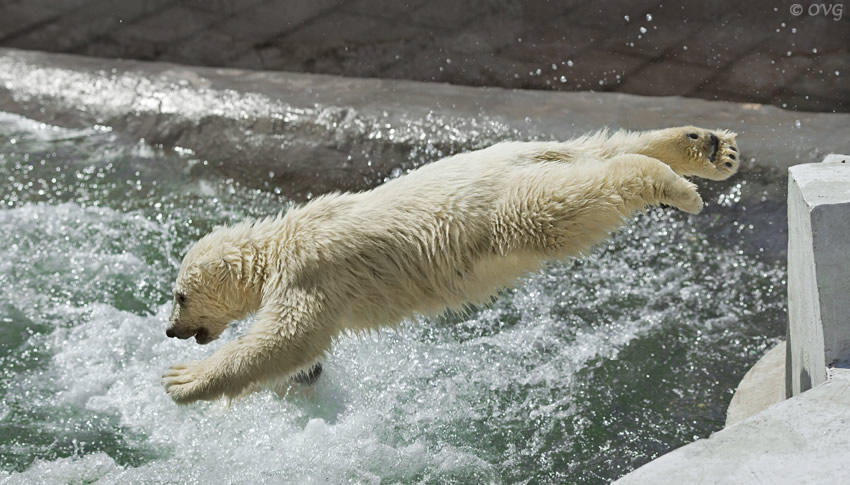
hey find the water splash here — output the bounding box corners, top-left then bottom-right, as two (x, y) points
(0, 113), (785, 484)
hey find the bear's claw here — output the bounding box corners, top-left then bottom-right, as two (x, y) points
(292, 362), (323, 385)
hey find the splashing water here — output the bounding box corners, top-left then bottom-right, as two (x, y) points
(0, 113), (785, 484)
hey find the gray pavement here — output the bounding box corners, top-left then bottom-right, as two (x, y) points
(0, 0), (848, 113)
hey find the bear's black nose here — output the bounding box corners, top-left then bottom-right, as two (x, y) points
(166, 329), (176, 338)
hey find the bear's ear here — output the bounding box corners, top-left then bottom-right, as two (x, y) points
(200, 247), (243, 282)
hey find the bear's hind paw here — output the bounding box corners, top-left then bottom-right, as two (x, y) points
(663, 179), (704, 214)
(673, 127), (739, 181)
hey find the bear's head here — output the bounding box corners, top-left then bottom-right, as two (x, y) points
(166, 226), (262, 344)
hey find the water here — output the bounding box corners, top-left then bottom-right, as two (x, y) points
(0, 112), (786, 484)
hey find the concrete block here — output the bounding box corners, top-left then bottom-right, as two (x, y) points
(786, 154), (850, 396)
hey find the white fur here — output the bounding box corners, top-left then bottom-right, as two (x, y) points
(162, 125), (738, 404)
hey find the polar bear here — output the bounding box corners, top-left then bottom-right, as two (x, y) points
(162, 126), (738, 404)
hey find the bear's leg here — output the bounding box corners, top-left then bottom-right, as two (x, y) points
(499, 154), (702, 257)
(602, 154), (703, 214)
(163, 329), (332, 404)
(162, 338), (271, 404)
(163, 290), (333, 404)
(620, 126), (739, 180)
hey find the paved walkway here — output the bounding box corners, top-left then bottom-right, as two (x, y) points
(0, 0), (848, 113)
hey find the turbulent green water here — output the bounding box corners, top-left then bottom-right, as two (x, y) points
(0, 112), (785, 484)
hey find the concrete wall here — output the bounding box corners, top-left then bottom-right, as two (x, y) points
(787, 154), (850, 395)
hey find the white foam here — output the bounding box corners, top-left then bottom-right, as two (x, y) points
(5, 287), (510, 482)
(3, 258), (650, 483)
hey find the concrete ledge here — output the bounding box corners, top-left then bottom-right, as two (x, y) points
(615, 374), (850, 485)
(787, 155), (850, 395)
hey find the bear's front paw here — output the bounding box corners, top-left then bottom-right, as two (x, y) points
(162, 362), (219, 404)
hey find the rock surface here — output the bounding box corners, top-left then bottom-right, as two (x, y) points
(725, 341), (786, 427)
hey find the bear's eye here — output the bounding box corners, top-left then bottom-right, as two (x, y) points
(176, 292), (187, 305)
(687, 133), (699, 140)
